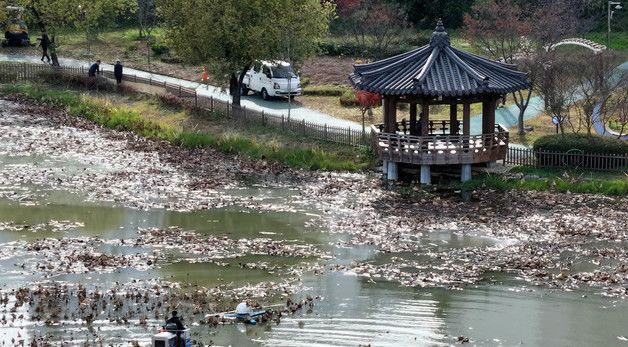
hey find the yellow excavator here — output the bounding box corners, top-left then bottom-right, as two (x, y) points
(2, 6), (30, 47)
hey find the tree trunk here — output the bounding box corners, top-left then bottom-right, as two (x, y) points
(50, 36), (60, 67)
(230, 66), (250, 106)
(517, 107), (525, 135)
(230, 73), (240, 106)
(513, 89), (533, 136)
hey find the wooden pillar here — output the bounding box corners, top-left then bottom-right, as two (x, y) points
(462, 102), (471, 136)
(409, 103), (418, 135)
(383, 97), (396, 133)
(420, 101), (430, 136)
(449, 101), (458, 135)
(482, 97), (496, 135)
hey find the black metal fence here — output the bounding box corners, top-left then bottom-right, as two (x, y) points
(506, 147), (627, 172)
(0, 62), (371, 147)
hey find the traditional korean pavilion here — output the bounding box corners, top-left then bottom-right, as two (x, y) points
(350, 20), (530, 183)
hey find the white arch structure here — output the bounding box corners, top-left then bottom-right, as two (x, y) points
(547, 38), (607, 53)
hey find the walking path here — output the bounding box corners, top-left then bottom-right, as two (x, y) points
(591, 61), (628, 140)
(0, 53), (548, 136)
(0, 53), (361, 130)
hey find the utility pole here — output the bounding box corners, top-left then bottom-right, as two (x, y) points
(608, 1), (623, 47)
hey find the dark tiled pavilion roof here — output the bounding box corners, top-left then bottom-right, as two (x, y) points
(349, 20), (530, 97)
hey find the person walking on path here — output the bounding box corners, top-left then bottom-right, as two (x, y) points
(39, 32), (50, 64)
(114, 60), (123, 84)
(88, 60), (100, 77)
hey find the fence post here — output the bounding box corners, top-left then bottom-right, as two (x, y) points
(302, 119), (306, 135)
(282, 115), (285, 130)
(195, 91), (198, 108)
(262, 110), (265, 125)
(149, 77), (152, 85)
(178, 85), (182, 97)
(210, 96), (214, 112)
(243, 105), (247, 120)
(324, 124), (328, 141)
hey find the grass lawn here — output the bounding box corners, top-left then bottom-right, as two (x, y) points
(455, 166), (628, 196)
(585, 31), (628, 52)
(510, 113), (558, 146)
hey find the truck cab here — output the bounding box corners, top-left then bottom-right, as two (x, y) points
(242, 60), (301, 100)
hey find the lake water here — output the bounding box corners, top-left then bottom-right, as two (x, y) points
(0, 100), (626, 346)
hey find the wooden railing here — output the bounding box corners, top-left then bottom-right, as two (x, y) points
(506, 147), (627, 172)
(0, 62), (371, 147)
(372, 123), (509, 165)
(375, 119), (462, 135)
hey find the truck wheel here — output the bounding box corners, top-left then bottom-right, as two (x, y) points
(261, 88), (270, 101)
(240, 86), (249, 96)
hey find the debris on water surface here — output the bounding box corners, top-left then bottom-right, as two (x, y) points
(0, 96), (627, 345)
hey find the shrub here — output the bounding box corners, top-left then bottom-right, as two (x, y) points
(36, 70), (117, 92)
(318, 41), (365, 57)
(151, 43), (170, 56)
(318, 39), (423, 58)
(339, 89), (359, 107)
(534, 133), (627, 155)
(125, 43), (138, 53)
(533, 133), (627, 170)
(157, 93), (183, 108)
(299, 76), (311, 88)
(160, 55), (182, 64)
(302, 84), (349, 97)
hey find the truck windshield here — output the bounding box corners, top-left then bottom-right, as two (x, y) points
(270, 66), (296, 79)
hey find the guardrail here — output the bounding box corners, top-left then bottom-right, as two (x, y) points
(0, 62), (371, 147)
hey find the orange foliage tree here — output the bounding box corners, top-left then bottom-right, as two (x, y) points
(356, 90), (381, 132)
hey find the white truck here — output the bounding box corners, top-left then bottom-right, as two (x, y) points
(241, 60), (302, 100)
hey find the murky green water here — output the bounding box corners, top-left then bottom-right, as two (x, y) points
(1, 102), (627, 346)
(2, 192), (627, 347)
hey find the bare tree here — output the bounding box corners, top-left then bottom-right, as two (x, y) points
(534, 52), (579, 135)
(570, 51), (627, 136)
(601, 85), (628, 138)
(463, 0), (577, 136)
(137, 0), (157, 39)
(137, 0), (157, 65)
(336, 0), (410, 57)
(464, 0), (531, 135)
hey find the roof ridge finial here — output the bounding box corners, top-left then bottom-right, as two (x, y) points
(430, 18), (450, 47)
(435, 18), (445, 32)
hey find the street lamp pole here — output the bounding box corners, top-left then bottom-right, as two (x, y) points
(608, 1), (623, 47)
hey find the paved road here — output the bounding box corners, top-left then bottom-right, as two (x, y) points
(0, 52), (548, 136)
(0, 53), (362, 130)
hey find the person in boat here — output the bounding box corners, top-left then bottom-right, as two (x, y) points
(235, 300), (253, 316)
(165, 310), (185, 330)
(165, 310), (186, 346)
